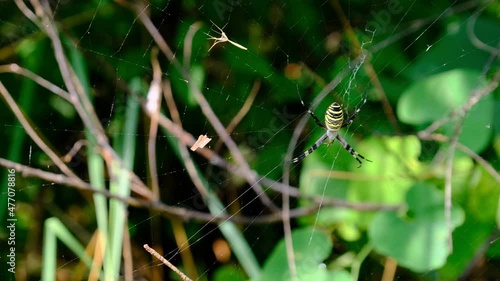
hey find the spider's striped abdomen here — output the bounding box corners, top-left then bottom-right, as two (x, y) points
(325, 102), (344, 132)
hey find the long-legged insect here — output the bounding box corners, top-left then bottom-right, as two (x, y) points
(206, 21), (247, 51)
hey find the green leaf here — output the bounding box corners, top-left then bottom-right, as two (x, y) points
(349, 136), (422, 205)
(300, 268), (353, 281)
(213, 264), (247, 281)
(369, 183), (465, 272)
(442, 92), (494, 153)
(398, 69), (483, 125)
(441, 164), (500, 279)
(256, 227), (332, 281)
(297, 135), (357, 238)
(405, 16), (500, 76)
(398, 69), (494, 153)
(298, 136), (422, 239)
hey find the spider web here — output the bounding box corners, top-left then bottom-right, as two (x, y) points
(0, 0), (498, 280)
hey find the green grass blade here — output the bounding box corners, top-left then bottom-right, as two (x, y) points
(105, 79), (141, 280)
(42, 217), (93, 281)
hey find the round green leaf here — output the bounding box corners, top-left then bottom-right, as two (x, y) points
(398, 69), (494, 153)
(368, 183), (465, 272)
(398, 69), (483, 124)
(256, 227), (332, 281)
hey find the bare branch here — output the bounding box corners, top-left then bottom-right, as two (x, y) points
(0, 81), (77, 179)
(143, 244), (193, 281)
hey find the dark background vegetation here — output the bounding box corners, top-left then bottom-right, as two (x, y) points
(0, 0), (499, 280)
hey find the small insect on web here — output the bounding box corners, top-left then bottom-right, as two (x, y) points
(206, 21), (248, 52)
(291, 90), (372, 168)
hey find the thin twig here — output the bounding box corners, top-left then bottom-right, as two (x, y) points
(0, 64), (71, 101)
(20, 0), (107, 142)
(183, 22), (203, 69)
(0, 81), (78, 178)
(122, 221), (133, 281)
(13, 0), (39, 23)
(0, 157), (221, 223)
(171, 218), (199, 280)
(456, 142), (499, 182)
(419, 72), (500, 139)
(417, 70), (500, 184)
(380, 257), (397, 281)
(62, 140), (89, 163)
(143, 244), (193, 281)
(163, 80), (209, 199)
(443, 70), (500, 253)
(444, 116), (463, 253)
(163, 80), (206, 278)
(130, 2), (184, 76)
(212, 79), (261, 154)
(282, 133), (297, 281)
(146, 47), (162, 198)
(467, 3), (498, 55)
(458, 229), (500, 281)
(223, 79), (260, 132)
(419, 133), (499, 182)
(145, 47), (165, 280)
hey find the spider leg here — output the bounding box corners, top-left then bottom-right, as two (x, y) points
(208, 40), (222, 52)
(335, 134), (371, 168)
(341, 89), (369, 128)
(301, 100), (326, 129)
(209, 29), (223, 36)
(291, 133), (328, 163)
(209, 20), (229, 34)
(206, 32), (223, 45)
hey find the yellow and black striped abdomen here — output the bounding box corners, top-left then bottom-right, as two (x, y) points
(325, 102), (344, 132)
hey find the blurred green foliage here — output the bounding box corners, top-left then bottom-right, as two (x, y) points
(0, 0), (498, 280)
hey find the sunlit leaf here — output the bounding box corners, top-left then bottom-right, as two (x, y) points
(255, 227), (332, 281)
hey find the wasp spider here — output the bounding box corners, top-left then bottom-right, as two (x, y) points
(292, 92), (371, 167)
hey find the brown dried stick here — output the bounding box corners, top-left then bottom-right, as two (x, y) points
(143, 244), (193, 281)
(212, 80), (261, 154)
